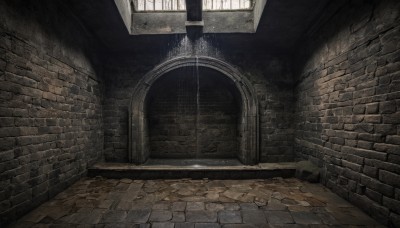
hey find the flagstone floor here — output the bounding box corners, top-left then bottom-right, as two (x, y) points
(10, 177), (383, 228)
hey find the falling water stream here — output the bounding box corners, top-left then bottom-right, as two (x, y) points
(163, 33), (224, 158)
(195, 56), (200, 158)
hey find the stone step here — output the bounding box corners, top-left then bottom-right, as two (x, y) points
(88, 160), (297, 179)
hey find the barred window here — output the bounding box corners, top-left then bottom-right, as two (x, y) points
(203, 0), (252, 10)
(134, 0), (252, 11)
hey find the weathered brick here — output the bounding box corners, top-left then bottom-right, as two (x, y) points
(383, 197), (400, 214)
(379, 101), (396, 114)
(330, 137), (345, 145)
(11, 191), (31, 206)
(383, 112), (400, 124)
(343, 168), (361, 181)
(389, 212), (400, 228)
(5, 73), (37, 88)
(349, 192), (389, 224)
(12, 109), (29, 118)
(360, 175), (394, 197)
(358, 133), (384, 143)
(386, 135), (400, 145)
(354, 123), (374, 133)
(339, 92), (353, 101)
(357, 140), (373, 150)
(389, 154), (400, 165)
(42, 92), (57, 102)
(366, 103), (379, 114)
(379, 170), (400, 188)
(353, 88), (375, 99)
(342, 160), (362, 172)
(0, 117), (14, 127)
(0, 150), (14, 163)
(375, 124), (397, 134)
(18, 127), (38, 136)
(366, 159), (400, 175)
(363, 165), (377, 178)
(365, 188), (382, 204)
(364, 115), (381, 123)
(0, 127), (20, 137)
(353, 105), (365, 114)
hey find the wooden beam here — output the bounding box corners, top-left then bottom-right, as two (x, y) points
(185, 0), (202, 21)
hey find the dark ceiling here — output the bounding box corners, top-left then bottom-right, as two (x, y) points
(68, 0), (334, 55)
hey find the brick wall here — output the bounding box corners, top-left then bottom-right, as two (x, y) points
(294, 0), (400, 226)
(148, 67), (239, 158)
(103, 52), (295, 163)
(0, 1), (104, 225)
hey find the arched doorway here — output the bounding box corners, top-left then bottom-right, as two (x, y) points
(129, 56), (259, 165)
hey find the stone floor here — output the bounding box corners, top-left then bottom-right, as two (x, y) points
(10, 177), (383, 228)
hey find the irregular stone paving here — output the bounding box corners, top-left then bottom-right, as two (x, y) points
(10, 178), (384, 228)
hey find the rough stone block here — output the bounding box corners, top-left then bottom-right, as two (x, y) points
(379, 170), (400, 188)
(386, 135), (400, 145)
(365, 188), (382, 204)
(364, 115), (381, 123)
(389, 212), (400, 228)
(363, 165), (377, 178)
(358, 133), (384, 143)
(366, 103), (379, 114)
(342, 160), (362, 172)
(375, 124), (397, 134)
(383, 112), (400, 124)
(360, 175), (394, 197)
(357, 140), (373, 150)
(379, 101), (396, 114)
(295, 161), (320, 183)
(383, 197), (400, 214)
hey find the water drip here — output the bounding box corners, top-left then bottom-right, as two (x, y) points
(195, 56), (200, 158)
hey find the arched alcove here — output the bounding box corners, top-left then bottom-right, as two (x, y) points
(129, 56), (259, 165)
(146, 67), (241, 159)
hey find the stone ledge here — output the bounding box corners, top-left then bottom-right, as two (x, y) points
(88, 161), (297, 179)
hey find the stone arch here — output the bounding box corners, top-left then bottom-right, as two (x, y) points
(129, 56), (259, 165)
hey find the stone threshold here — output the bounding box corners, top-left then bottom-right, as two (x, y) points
(88, 160), (297, 179)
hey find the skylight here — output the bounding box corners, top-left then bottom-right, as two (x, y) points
(114, 0), (266, 34)
(134, 0), (252, 12)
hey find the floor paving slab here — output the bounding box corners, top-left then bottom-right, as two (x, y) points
(9, 177), (383, 227)
(218, 210), (242, 223)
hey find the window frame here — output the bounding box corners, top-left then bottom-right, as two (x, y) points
(132, 0), (254, 12)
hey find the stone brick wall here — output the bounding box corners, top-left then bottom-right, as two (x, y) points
(293, 0), (400, 226)
(0, 1), (104, 225)
(148, 67), (240, 158)
(103, 52), (294, 163)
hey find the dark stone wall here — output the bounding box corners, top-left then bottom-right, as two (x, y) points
(0, 0), (104, 225)
(147, 67), (240, 159)
(293, 0), (400, 226)
(103, 51), (295, 163)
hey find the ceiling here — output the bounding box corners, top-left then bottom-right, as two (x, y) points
(67, 0), (333, 55)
